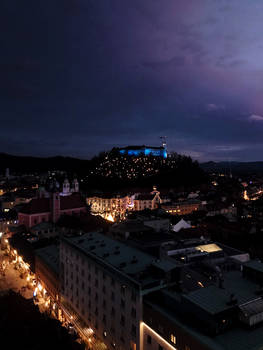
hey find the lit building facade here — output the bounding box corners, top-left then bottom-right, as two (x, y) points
(60, 232), (177, 350)
(86, 195), (131, 221)
(161, 200), (202, 216)
(119, 146), (167, 158)
(18, 192), (86, 228)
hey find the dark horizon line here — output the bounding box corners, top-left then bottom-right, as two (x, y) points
(1, 151), (263, 164)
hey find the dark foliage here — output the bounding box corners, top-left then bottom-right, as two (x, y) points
(0, 291), (84, 350)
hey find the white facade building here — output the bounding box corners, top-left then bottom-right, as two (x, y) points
(60, 232), (177, 350)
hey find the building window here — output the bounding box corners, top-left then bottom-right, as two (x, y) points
(111, 307), (115, 316)
(103, 314), (106, 324)
(121, 284), (126, 295)
(147, 335), (151, 344)
(120, 315), (125, 326)
(131, 290), (136, 302)
(111, 292), (115, 301)
(131, 324), (136, 337)
(121, 299), (125, 309)
(131, 307), (136, 318)
(170, 334), (176, 345)
(111, 277), (115, 286)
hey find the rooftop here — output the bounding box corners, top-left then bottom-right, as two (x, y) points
(62, 232), (178, 288)
(35, 244), (59, 275)
(19, 193), (86, 214)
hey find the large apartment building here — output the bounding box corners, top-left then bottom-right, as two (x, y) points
(60, 232), (178, 350)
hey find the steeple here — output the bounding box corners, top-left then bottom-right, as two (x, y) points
(72, 178), (79, 193)
(63, 178), (70, 195)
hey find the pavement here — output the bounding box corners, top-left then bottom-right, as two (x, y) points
(0, 248), (33, 299)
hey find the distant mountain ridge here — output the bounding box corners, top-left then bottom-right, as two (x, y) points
(201, 161), (263, 174)
(0, 153), (89, 174)
(2, 152), (263, 176)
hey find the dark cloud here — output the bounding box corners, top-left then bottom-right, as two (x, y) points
(0, 0), (263, 161)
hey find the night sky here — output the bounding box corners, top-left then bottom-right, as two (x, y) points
(1, 0), (263, 161)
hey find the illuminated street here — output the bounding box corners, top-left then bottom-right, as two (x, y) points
(0, 248), (33, 299)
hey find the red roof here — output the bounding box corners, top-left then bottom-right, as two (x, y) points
(19, 198), (50, 214)
(60, 193), (86, 210)
(19, 193), (86, 215)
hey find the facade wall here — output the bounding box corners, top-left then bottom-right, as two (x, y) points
(19, 207), (86, 229)
(143, 303), (212, 350)
(35, 255), (59, 300)
(60, 240), (142, 350)
(18, 212), (51, 228)
(87, 196), (130, 219)
(163, 203), (201, 216)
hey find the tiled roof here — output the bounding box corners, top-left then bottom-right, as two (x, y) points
(60, 193), (86, 210)
(19, 193), (86, 215)
(19, 198), (50, 214)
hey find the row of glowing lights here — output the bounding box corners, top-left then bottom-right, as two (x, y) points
(244, 190), (263, 201)
(11, 244), (96, 345)
(11, 248), (54, 309)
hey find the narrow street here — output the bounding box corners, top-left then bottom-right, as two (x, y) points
(0, 248), (33, 299)
(0, 241), (105, 350)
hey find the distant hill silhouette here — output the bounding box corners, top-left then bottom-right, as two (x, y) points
(0, 151), (208, 189)
(0, 153), (89, 174)
(201, 161), (263, 175)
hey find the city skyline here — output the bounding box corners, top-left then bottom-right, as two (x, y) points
(1, 1), (263, 161)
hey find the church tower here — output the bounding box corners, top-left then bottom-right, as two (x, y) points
(50, 191), (61, 223)
(63, 178), (70, 195)
(72, 178), (79, 193)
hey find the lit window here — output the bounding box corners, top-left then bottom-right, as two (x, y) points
(147, 335), (151, 344)
(170, 334), (176, 344)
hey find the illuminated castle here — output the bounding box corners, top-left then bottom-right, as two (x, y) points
(118, 145), (167, 158)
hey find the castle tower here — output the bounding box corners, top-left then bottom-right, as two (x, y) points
(63, 178), (70, 195)
(72, 178), (79, 193)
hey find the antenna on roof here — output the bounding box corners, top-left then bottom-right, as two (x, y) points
(160, 136), (167, 148)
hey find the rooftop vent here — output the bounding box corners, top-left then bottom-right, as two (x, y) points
(226, 293), (238, 306)
(131, 256), (138, 264)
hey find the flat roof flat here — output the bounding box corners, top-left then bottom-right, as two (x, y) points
(63, 232), (177, 286)
(35, 245), (59, 275)
(183, 271), (259, 315)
